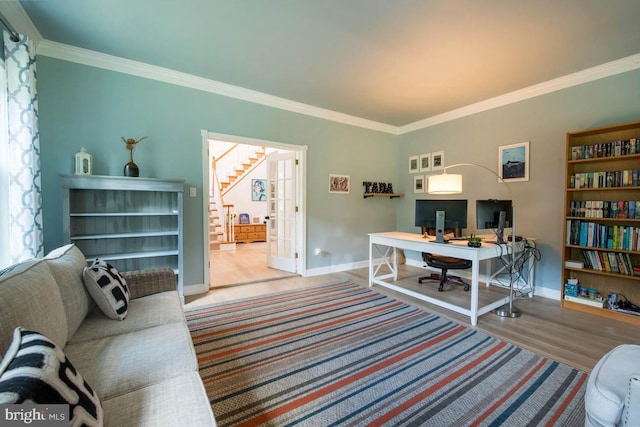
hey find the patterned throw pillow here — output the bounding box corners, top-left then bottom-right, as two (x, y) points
(82, 259), (130, 320)
(0, 327), (103, 426)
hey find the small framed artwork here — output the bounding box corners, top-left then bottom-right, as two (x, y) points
(431, 151), (444, 171)
(419, 153), (431, 172)
(413, 175), (425, 193)
(252, 179), (267, 201)
(329, 174), (350, 194)
(252, 216), (261, 224)
(239, 213), (250, 224)
(498, 141), (530, 182)
(409, 155), (419, 173)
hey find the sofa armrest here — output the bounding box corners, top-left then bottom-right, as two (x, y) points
(623, 374), (640, 426)
(122, 268), (176, 299)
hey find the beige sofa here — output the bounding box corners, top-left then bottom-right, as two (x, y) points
(0, 244), (216, 426)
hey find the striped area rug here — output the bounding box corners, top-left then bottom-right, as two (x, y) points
(186, 281), (587, 426)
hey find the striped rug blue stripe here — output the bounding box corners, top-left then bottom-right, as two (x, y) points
(186, 280), (586, 426)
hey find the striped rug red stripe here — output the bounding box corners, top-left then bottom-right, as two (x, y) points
(186, 281), (586, 426)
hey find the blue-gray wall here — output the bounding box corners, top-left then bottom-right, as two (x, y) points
(396, 69), (640, 295)
(37, 57), (398, 286)
(37, 55), (640, 294)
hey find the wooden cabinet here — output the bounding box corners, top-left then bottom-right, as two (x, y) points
(561, 120), (640, 325)
(61, 174), (184, 297)
(234, 224), (266, 243)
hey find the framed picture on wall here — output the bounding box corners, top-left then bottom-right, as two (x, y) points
(419, 153), (431, 172)
(409, 155), (419, 173)
(252, 179), (267, 201)
(413, 175), (425, 193)
(329, 174), (350, 194)
(498, 141), (530, 182)
(431, 151), (444, 171)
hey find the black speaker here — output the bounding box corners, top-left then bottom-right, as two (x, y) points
(435, 210), (445, 243)
(496, 210), (506, 244)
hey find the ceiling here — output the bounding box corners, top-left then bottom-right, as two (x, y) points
(14, 0), (640, 129)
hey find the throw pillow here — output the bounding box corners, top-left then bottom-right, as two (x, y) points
(0, 327), (103, 426)
(83, 259), (130, 320)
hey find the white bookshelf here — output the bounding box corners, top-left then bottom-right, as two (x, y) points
(61, 174), (184, 298)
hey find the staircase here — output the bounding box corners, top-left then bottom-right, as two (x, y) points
(208, 144), (266, 250)
(218, 146), (266, 195)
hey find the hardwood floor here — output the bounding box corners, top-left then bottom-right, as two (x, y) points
(186, 243), (639, 373)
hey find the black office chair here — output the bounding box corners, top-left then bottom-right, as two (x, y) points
(418, 227), (471, 292)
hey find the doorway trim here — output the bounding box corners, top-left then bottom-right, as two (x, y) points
(201, 129), (307, 290)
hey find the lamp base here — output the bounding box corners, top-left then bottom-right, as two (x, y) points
(494, 304), (522, 318)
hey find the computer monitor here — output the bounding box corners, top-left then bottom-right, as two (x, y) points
(476, 199), (513, 243)
(415, 199), (468, 242)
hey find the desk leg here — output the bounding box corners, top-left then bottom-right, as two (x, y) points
(368, 238), (373, 288)
(484, 259), (492, 287)
(392, 247), (398, 281)
(470, 260), (480, 326)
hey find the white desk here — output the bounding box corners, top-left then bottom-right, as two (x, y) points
(369, 231), (526, 326)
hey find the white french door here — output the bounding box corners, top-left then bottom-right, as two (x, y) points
(266, 151), (297, 273)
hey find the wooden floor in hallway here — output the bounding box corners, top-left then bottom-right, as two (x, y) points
(208, 242), (298, 287)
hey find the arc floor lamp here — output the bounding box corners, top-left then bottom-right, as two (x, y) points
(426, 163), (521, 318)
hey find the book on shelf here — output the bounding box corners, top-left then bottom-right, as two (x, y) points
(577, 250), (636, 275)
(564, 259), (584, 269)
(565, 219), (640, 251)
(607, 252), (619, 273)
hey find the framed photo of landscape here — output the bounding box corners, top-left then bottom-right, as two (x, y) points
(498, 141), (529, 182)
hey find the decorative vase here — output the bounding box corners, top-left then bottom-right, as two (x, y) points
(124, 161), (139, 177)
(467, 241), (481, 248)
(122, 136), (147, 177)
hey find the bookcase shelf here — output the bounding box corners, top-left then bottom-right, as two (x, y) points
(562, 120), (640, 325)
(61, 174), (185, 298)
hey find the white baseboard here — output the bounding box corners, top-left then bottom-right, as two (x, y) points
(304, 260), (371, 277)
(184, 283), (207, 296)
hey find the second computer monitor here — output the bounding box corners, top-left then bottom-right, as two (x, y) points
(476, 199), (513, 242)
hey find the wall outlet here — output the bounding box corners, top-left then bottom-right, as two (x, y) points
(189, 187), (197, 197)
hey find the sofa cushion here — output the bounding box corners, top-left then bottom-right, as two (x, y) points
(0, 327), (103, 426)
(83, 259), (130, 320)
(102, 372), (216, 427)
(70, 291), (185, 343)
(0, 260), (68, 356)
(64, 322), (198, 400)
(43, 244), (95, 340)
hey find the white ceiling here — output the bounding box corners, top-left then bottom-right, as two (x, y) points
(11, 0), (640, 131)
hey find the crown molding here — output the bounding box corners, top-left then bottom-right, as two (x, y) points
(38, 39), (640, 137)
(4, 0), (638, 136)
(0, 1), (42, 45)
(398, 53), (640, 135)
(36, 40), (399, 135)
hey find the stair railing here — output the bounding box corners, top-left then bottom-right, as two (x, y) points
(213, 144), (266, 195)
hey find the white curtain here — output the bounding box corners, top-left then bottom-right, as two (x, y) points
(0, 30), (42, 268)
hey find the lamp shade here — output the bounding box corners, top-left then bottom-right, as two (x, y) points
(427, 173), (462, 194)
